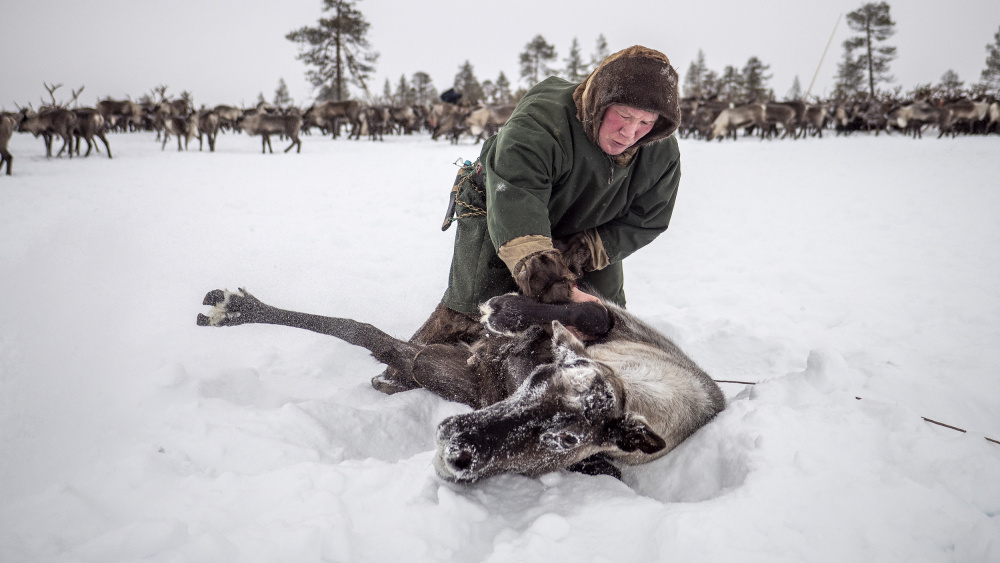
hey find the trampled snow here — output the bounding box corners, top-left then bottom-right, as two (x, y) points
(1, 130), (998, 562)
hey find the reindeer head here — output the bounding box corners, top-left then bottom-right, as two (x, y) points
(433, 321), (666, 483)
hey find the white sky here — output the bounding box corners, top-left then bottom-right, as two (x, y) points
(3, 0), (998, 109)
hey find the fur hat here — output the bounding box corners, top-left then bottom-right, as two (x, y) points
(573, 45), (681, 165)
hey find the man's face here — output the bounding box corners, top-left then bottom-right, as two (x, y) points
(597, 104), (658, 155)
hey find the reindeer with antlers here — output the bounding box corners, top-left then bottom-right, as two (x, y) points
(17, 83), (87, 159)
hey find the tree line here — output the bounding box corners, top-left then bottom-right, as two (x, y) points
(285, 0), (607, 106)
(286, 0), (1000, 109)
(685, 3), (1000, 104)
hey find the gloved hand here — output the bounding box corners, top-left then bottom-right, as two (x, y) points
(553, 229), (610, 277)
(513, 249), (577, 303)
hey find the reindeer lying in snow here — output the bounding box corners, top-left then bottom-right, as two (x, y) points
(197, 289), (725, 483)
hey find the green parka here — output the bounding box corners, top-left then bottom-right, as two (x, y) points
(442, 47), (682, 315)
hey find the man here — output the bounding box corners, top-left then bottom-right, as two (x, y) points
(374, 45), (682, 394)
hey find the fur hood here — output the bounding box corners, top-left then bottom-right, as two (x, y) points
(573, 45), (681, 166)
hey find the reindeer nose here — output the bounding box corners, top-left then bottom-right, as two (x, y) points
(449, 449), (474, 471)
(440, 428), (480, 475)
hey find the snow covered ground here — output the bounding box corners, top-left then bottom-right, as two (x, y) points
(1, 129), (999, 562)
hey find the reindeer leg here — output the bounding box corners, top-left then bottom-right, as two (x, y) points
(99, 133), (112, 158)
(199, 289), (488, 407)
(198, 288), (424, 377)
(59, 134), (72, 158)
(480, 294), (612, 339)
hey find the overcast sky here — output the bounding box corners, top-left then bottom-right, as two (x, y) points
(3, 0), (998, 109)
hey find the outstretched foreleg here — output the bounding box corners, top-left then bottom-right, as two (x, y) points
(480, 293), (612, 339)
(198, 288), (419, 372)
(198, 288), (488, 407)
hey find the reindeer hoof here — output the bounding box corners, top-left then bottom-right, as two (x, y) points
(480, 294), (531, 335)
(202, 289), (228, 306)
(198, 288), (255, 326)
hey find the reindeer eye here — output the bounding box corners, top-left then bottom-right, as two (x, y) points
(541, 430), (583, 451)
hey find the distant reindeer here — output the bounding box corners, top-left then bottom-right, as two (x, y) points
(707, 104), (763, 141)
(761, 103), (798, 139)
(937, 99), (990, 137)
(800, 103), (829, 138)
(887, 101), (941, 139)
(197, 288), (725, 483)
(360, 105), (391, 141)
(96, 99), (142, 132)
(161, 115), (197, 151)
(71, 108), (112, 158)
(212, 105), (242, 132)
(238, 111), (303, 153)
(18, 83), (84, 158)
(303, 100), (361, 138)
(195, 109), (220, 152)
(0, 112), (15, 175)
(19, 108), (77, 158)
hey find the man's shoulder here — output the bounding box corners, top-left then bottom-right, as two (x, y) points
(639, 134), (681, 160)
(512, 79), (577, 116)
(496, 79), (581, 148)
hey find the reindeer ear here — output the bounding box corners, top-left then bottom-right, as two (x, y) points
(608, 413), (667, 454)
(550, 320), (587, 364)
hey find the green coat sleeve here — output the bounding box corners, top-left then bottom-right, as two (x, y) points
(482, 111), (573, 252)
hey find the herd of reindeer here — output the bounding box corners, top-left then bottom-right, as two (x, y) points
(683, 96), (1000, 141)
(1, 84), (998, 177)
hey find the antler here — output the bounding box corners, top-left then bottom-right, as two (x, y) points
(68, 86), (85, 108)
(152, 85), (169, 102)
(43, 82), (63, 107)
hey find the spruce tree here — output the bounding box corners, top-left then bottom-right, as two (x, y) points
(702, 69), (720, 99)
(981, 25), (1000, 95)
(786, 76), (803, 101)
(410, 72), (437, 106)
(519, 35), (558, 87)
(683, 50), (708, 98)
(937, 70), (964, 99)
(273, 78), (293, 108)
(286, 0), (379, 102)
(718, 65), (744, 102)
(589, 34), (610, 72)
(394, 74), (415, 106)
(481, 80), (497, 104)
(564, 38), (589, 82)
(494, 72), (513, 104)
(742, 56), (772, 102)
(833, 43), (866, 99)
(454, 61), (484, 104)
(844, 2), (897, 99)
(382, 78), (393, 104)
